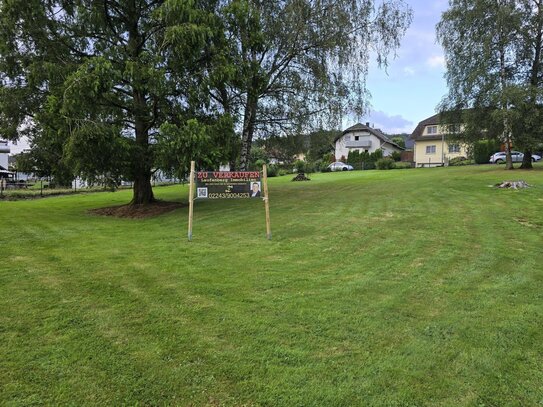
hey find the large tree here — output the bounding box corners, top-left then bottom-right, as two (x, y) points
(516, 0), (543, 168)
(438, 0), (543, 170)
(0, 0), (232, 204)
(209, 0), (413, 170)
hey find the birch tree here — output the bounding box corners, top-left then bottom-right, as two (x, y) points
(213, 0), (413, 170)
(438, 0), (543, 170)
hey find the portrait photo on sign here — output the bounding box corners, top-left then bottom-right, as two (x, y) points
(250, 182), (261, 198)
(197, 187), (208, 198)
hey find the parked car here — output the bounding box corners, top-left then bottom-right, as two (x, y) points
(328, 162), (354, 171)
(489, 151), (541, 164)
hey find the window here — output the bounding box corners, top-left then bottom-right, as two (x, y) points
(355, 136), (360, 141)
(427, 125), (438, 134)
(448, 144), (460, 153)
(426, 145), (436, 154)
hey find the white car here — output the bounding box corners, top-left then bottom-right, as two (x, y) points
(489, 151), (541, 164)
(328, 162), (354, 171)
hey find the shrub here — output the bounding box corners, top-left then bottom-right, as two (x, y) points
(304, 161), (317, 174)
(294, 160), (306, 173)
(278, 169), (288, 176)
(347, 150), (361, 170)
(322, 152), (335, 164)
(372, 149), (384, 160)
(390, 151), (402, 162)
(254, 159), (267, 169)
(249, 147), (269, 168)
(312, 159), (324, 172)
(449, 157), (474, 166)
(393, 161), (413, 169)
(267, 164), (278, 177)
(473, 140), (500, 164)
(376, 157), (396, 170)
(361, 161), (376, 170)
(321, 164), (331, 172)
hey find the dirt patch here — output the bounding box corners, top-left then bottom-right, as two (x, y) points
(89, 201), (184, 219)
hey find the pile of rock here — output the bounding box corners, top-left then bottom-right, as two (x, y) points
(495, 180), (531, 189)
(292, 172), (311, 181)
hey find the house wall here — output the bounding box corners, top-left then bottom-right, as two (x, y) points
(414, 139), (468, 167)
(0, 141), (10, 170)
(7, 136), (31, 155)
(380, 143), (400, 157)
(335, 132), (396, 160)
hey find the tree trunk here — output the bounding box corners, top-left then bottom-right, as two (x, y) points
(504, 136), (513, 170)
(130, 133), (155, 205)
(520, 149), (533, 169)
(130, 89), (155, 205)
(127, 4), (154, 205)
(132, 168), (154, 204)
(521, 5), (543, 171)
(239, 92), (258, 171)
(499, 45), (514, 171)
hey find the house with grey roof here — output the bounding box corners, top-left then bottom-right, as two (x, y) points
(334, 123), (404, 160)
(410, 114), (468, 167)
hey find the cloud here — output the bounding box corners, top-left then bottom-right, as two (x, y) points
(426, 55), (445, 69)
(366, 110), (414, 134)
(403, 66), (416, 76)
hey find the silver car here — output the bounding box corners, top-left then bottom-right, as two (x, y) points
(489, 151), (541, 164)
(328, 161), (354, 171)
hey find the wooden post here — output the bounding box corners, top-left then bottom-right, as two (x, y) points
(188, 161), (195, 241)
(262, 164), (272, 240)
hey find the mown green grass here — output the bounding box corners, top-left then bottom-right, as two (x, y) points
(1, 165), (543, 406)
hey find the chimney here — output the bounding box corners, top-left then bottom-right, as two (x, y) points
(365, 122), (370, 127)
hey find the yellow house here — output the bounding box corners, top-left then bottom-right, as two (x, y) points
(410, 114), (469, 167)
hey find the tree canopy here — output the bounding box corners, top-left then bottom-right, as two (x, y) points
(0, 0), (235, 203)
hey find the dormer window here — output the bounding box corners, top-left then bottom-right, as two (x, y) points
(427, 125), (438, 135)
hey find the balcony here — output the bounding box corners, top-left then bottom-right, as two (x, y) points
(345, 140), (372, 149)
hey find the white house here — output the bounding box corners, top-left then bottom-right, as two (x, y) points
(1, 137), (31, 180)
(0, 140), (10, 175)
(334, 123), (404, 160)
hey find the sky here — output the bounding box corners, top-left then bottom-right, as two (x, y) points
(358, 0), (449, 135)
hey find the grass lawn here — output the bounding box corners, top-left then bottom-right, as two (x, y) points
(1, 164), (543, 406)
